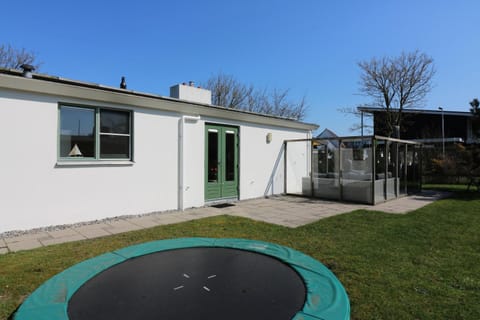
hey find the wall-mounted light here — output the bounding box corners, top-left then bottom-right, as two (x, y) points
(266, 132), (272, 144)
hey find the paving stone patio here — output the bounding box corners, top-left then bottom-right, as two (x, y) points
(0, 191), (450, 254)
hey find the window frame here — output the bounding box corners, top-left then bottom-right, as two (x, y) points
(57, 103), (133, 162)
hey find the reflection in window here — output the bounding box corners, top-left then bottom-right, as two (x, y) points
(100, 109), (130, 134)
(225, 132), (235, 181)
(60, 107), (95, 157)
(100, 135), (130, 159)
(208, 131), (218, 182)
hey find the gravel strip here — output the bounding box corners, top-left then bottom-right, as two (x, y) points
(0, 209), (179, 239)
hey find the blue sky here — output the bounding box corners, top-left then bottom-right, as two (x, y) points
(2, 0), (479, 135)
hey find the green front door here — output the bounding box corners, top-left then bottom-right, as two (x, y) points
(205, 124), (239, 201)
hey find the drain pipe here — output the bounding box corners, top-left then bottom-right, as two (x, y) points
(178, 115), (201, 211)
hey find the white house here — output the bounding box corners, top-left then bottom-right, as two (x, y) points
(0, 68), (317, 233)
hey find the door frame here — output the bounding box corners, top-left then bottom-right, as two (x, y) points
(205, 123), (239, 202)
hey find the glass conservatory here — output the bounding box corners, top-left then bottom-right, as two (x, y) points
(284, 136), (422, 205)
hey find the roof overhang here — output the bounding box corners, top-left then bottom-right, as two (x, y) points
(0, 71), (318, 132)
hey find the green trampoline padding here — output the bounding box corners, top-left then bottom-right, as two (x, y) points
(13, 238), (350, 320)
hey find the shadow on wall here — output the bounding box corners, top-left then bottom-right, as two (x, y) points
(264, 143), (285, 196)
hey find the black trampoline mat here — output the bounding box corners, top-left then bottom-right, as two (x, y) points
(67, 247), (307, 320)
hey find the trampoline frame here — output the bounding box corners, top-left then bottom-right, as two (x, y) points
(13, 238), (350, 320)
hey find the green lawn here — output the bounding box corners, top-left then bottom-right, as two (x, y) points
(423, 183), (473, 192)
(1, 191), (479, 319)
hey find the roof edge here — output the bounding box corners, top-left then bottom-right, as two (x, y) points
(0, 69), (318, 131)
(358, 106), (473, 117)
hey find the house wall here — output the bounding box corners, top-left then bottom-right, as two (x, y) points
(239, 123), (309, 199)
(0, 89), (311, 232)
(286, 140), (311, 195)
(0, 89), (181, 232)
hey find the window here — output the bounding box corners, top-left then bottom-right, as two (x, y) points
(59, 105), (132, 160)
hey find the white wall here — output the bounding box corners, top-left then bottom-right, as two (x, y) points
(285, 140), (311, 195)
(0, 90), (180, 232)
(239, 124), (309, 199)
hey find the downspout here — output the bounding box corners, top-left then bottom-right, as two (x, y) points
(307, 130), (313, 197)
(307, 130), (312, 177)
(178, 115), (201, 211)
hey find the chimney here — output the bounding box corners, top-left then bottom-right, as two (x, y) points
(170, 82), (212, 105)
(20, 64), (35, 78)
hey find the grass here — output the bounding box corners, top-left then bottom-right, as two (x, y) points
(423, 183), (473, 192)
(1, 191), (480, 319)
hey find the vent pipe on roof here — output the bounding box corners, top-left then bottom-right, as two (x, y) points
(20, 64), (35, 78)
(120, 76), (127, 89)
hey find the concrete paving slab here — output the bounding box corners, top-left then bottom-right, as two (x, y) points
(183, 211), (222, 219)
(8, 239), (42, 252)
(4, 232), (50, 244)
(47, 228), (81, 239)
(74, 224), (113, 239)
(104, 220), (143, 234)
(40, 234), (86, 246)
(125, 217), (162, 229)
(149, 213), (185, 224)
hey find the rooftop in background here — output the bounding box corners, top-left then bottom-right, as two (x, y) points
(358, 106), (473, 117)
(357, 106), (479, 144)
(316, 128), (339, 139)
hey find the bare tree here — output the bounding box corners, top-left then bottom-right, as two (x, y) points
(337, 106), (373, 134)
(0, 44), (40, 70)
(358, 50), (435, 136)
(203, 73), (307, 120)
(470, 98), (480, 117)
(470, 98), (480, 141)
(206, 73), (253, 109)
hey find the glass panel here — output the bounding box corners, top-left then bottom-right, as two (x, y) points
(399, 144), (407, 195)
(225, 132), (235, 181)
(100, 135), (130, 159)
(100, 110), (130, 134)
(341, 138), (373, 204)
(208, 131), (218, 182)
(386, 142), (398, 200)
(310, 139), (340, 200)
(407, 145), (422, 193)
(60, 106), (95, 158)
(374, 140), (386, 203)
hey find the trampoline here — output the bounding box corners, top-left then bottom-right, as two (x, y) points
(13, 238), (350, 320)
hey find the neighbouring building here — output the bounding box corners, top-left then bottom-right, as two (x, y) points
(0, 67), (317, 232)
(358, 106), (480, 184)
(358, 106), (480, 144)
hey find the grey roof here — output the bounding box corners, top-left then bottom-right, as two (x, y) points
(316, 128), (338, 139)
(0, 68), (318, 131)
(357, 106), (472, 117)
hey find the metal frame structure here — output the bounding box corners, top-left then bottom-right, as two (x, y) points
(284, 135), (422, 205)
